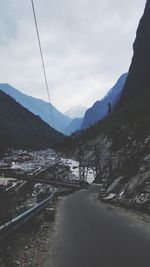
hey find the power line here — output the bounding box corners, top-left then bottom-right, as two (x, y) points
(31, 0), (55, 129)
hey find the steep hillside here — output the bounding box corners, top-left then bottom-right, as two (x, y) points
(0, 83), (71, 134)
(118, 0), (150, 108)
(0, 90), (64, 155)
(63, 1), (150, 182)
(81, 73), (127, 129)
(62, 1), (150, 212)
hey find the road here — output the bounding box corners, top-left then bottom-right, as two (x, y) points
(45, 184), (150, 267)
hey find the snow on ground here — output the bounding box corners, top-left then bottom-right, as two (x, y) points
(60, 157), (94, 183)
(0, 149), (57, 174)
(0, 149), (95, 183)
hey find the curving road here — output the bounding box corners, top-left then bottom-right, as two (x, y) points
(45, 185), (150, 267)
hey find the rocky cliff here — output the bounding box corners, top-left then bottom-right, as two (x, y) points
(99, 0), (150, 211)
(118, 0), (150, 108)
(64, 1), (150, 213)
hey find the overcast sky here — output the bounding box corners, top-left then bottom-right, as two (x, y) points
(0, 0), (146, 112)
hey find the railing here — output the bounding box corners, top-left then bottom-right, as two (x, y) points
(2, 175), (89, 189)
(0, 177), (89, 242)
(0, 189), (57, 242)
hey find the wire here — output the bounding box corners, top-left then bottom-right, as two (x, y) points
(31, 0), (55, 129)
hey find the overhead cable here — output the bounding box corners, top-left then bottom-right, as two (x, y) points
(31, 0), (55, 129)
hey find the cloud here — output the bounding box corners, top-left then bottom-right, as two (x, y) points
(0, 0), (146, 111)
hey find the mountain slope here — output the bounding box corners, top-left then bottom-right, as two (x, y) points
(63, 1), (150, 180)
(64, 118), (83, 136)
(65, 0), (150, 209)
(0, 90), (64, 155)
(81, 73), (127, 129)
(118, 0), (150, 108)
(64, 106), (87, 119)
(0, 84), (71, 134)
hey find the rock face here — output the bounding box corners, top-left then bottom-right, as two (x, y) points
(118, 0), (150, 108)
(68, 1), (150, 213)
(103, 169), (150, 213)
(81, 73), (127, 130)
(0, 90), (64, 153)
(0, 83), (71, 134)
(102, 13), (150, 211)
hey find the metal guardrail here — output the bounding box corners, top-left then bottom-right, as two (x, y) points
(0, 189), (57, 242)
(0, 177), (89, 242)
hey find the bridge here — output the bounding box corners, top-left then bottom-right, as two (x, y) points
(12, 175), (89, 189)
(78, 144), (101, 182)
(0, 164), (89, 190)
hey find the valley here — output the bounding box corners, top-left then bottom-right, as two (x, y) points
(0, 0), (150, 266)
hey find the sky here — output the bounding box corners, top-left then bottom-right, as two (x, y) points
(0, 0), (146, 112)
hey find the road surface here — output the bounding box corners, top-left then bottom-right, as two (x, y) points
(45, 185), (150, 267)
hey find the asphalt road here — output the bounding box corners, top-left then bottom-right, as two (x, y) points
(47, 185), (150, 267)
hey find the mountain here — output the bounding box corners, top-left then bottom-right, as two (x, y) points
(64, 0), (150, 170)
(64, 106), (87, 119)
(117, 0), (150, 109)
(63, 1), (150, 209)
(0, 83), (71, 134)
(81, 73), (128, 129)
(0, 90), (64, 156)
(64, 118), (83, 136)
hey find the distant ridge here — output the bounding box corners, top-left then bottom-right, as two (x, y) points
(64, 106), (87, 119)
(81, 73), (127, 130)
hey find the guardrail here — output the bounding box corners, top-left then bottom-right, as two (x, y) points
(0, 189), (57, 242)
